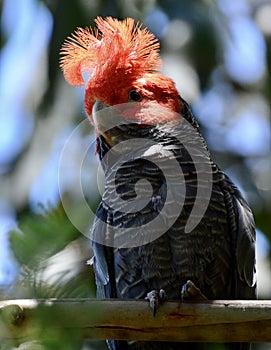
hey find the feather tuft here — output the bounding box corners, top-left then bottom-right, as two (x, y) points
(59, 17), (162, 87)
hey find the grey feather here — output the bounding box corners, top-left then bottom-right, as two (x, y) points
(91, 103), (256, 350)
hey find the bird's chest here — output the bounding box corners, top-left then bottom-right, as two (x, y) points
(113, 230), (207, 300)
(114, 235), (172, 299)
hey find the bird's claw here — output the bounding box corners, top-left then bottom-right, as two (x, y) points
(145, 289), (167, 316)
(181, 280), (208, 301)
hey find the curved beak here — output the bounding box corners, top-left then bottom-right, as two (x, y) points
(92, 100), (125, 137)
(93, 100), (109, 113)
(92, 100), (110, 133)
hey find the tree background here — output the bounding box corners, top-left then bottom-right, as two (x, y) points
(0, 0), (270, 349)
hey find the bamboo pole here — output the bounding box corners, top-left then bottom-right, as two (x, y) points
(0, 299), (270, 345)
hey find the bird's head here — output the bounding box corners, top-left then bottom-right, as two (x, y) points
(60, 17), (184, 145)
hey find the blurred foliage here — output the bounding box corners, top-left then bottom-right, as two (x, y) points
(1, 205), (100, 349)
(10, 205), (79, 269)
(5, 204), (96, 300)
(1, 0), (270, 349)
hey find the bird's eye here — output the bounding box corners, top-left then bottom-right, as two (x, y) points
(129, 90), (142, 102)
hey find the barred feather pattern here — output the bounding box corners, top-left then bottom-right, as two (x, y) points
(91, 104), (256, 350)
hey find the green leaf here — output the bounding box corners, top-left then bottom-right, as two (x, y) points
(9, 204), (80, 269)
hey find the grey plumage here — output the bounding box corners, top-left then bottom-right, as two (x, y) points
(91, 99), (256, 350)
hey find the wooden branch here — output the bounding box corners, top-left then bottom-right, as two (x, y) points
(0, 299), (270, 345)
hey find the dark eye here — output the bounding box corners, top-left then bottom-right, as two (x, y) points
(129, 90), (142, 102)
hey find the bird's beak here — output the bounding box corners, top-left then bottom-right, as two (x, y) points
(92, 100), (124, 146)
(92, 100), (109, 130)
(92, 100), (111, 135)
(93, 100), (109, 113)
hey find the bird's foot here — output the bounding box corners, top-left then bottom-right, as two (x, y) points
(181, 280), (208, 301)
(145, 289), (167, 316)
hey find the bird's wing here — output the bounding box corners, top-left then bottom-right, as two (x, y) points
(91, 202), (115, 299)
(224, 175), (257, 299)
